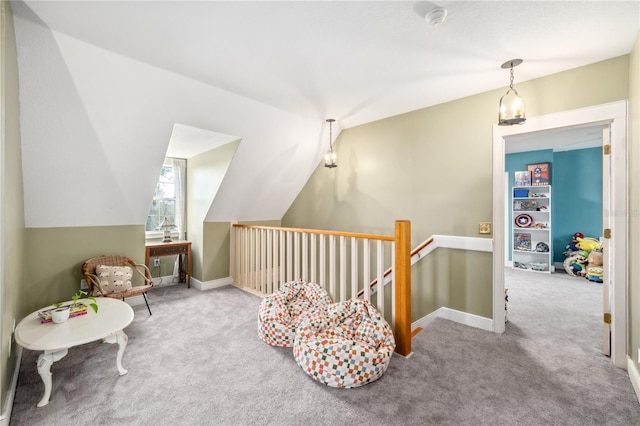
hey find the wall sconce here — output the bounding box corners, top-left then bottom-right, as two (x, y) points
(498, 59), (526, 126)
(324, 118), (337, 168)
(159, 217), (175, 243)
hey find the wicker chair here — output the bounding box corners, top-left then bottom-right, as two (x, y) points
(82, 255), (153, 315)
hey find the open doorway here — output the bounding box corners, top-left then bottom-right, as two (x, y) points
(502, 125), (605, 358)
(492, 101), (628, 368)
(504, 125), (604, 273)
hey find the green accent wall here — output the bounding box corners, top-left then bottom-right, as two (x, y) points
(283, 55), (630, 322)
(628, 33), (640, 366)
(1, 1), (25, 413)
(187, 140), (239, 281)
(202, 222), (232, 280)
(23, 226), (146, 316)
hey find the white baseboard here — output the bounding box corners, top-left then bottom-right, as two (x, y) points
(0, 346), (22, 426)
(412, 307), (493, 333)
(191, 276), (233, 291)
(627, 356), (640, 404)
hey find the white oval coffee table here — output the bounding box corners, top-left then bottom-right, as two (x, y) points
(15, 297), (134, 407)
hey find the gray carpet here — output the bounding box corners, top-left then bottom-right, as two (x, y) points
(9, 270), (640, 425)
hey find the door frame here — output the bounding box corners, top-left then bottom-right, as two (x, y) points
(492, 100), (628, 368)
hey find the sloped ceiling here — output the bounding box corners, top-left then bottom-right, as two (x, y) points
(10, 1), (640, 227)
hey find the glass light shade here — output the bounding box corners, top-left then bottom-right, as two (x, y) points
(498, 87), (526, 125)
(324, 149), (337, 168)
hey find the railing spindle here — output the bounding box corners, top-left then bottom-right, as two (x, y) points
(302, 233), (308, 282)
(319, 234), (326, 290)
(279, 231), (285, 287)
(310, 233), (317, 284)
(351, 237), (358, 300)
(377, 240), (384, 317)
(329, 235), (336, 301)
(363, 239), (370, 301)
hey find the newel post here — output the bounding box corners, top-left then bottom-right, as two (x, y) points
(394, 220), (411, 356)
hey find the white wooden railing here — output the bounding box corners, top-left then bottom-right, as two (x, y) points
(232, 220), (412, 355)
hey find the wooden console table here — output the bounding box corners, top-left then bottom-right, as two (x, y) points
(145, 241), (192, 288)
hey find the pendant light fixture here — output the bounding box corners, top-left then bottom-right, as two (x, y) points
(498, 59), (526, 126)
(324, 118), (337, 168)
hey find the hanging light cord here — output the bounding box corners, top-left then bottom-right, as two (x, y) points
(329, 120), (333, 153)
(509, 64), (515, 90)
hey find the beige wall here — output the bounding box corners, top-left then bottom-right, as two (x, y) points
(283, 55), (630, 321)
(186, 140), (239, 281)
(1, 1), (24, 412)
(629, 33), (640, 363)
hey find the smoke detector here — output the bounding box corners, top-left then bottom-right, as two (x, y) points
(425, 7), (448, 27)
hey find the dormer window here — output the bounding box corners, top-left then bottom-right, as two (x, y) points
(146, 158), (186, 240)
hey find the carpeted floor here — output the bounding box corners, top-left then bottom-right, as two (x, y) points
(9, 270), (640, 425)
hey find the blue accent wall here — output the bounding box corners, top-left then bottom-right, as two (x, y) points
(505, 147), (602, 264)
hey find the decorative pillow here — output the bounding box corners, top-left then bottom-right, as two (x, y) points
(94, 265), (133, 296)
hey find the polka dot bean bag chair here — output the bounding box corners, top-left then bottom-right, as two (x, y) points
(293, 298), (395, 388)
(258, 280), (333, 347)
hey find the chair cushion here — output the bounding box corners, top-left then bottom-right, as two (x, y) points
(293, 298), (395, 388)
(258, 280), (332, 347)
(94, 265), (133, 296)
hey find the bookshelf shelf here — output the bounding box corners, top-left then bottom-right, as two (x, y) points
(511, 185), (552, 273)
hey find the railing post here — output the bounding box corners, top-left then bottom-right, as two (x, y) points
(394, 220), (411, 356)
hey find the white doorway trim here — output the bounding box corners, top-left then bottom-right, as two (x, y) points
(492, 100), (628, 368)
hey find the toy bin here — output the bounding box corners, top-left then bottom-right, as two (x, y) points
(513, 189), (529, 198)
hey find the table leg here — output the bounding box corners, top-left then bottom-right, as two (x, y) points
(104, 330), (128, 375)
(179, 253), (188, 283)
(35, 349), (68, 407)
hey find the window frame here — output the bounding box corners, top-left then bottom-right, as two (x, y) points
(145, 158), (183, 240)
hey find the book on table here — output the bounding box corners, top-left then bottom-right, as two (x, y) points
(38, 302), (88, 322)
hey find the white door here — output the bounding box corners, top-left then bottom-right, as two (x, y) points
(601, 124), (611, 356)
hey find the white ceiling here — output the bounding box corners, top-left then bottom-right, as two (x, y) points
(14, 1), (640, 128)
(10, 1), (639, 227)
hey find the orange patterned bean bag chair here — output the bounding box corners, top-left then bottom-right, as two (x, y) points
(258, 280), (332, 347)
(293, 298), (395, 388)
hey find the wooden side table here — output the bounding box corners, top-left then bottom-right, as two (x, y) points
(145, 241), (192, 288)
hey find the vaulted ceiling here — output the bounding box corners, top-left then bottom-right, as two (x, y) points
(11, 1), (639, 227)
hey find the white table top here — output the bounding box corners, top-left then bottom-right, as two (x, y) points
(15, 298), (134, 352)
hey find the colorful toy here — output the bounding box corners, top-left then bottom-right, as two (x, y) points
(564, 232), (584, 255)
(586, 250), (604, 283)
(564, 250), (589, 277)
(576, 237), (602, 252)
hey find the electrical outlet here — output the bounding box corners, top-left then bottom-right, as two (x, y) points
(80, 279), (88, 290)
(154, 258), (161, 267)
(637, 348), (640, 363)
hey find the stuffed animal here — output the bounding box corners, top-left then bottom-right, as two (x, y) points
(586, 250), (604, 283)
(564, 232), (584, 257)
(566, 250), (589, 277)
(576, 237), (602, 252)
